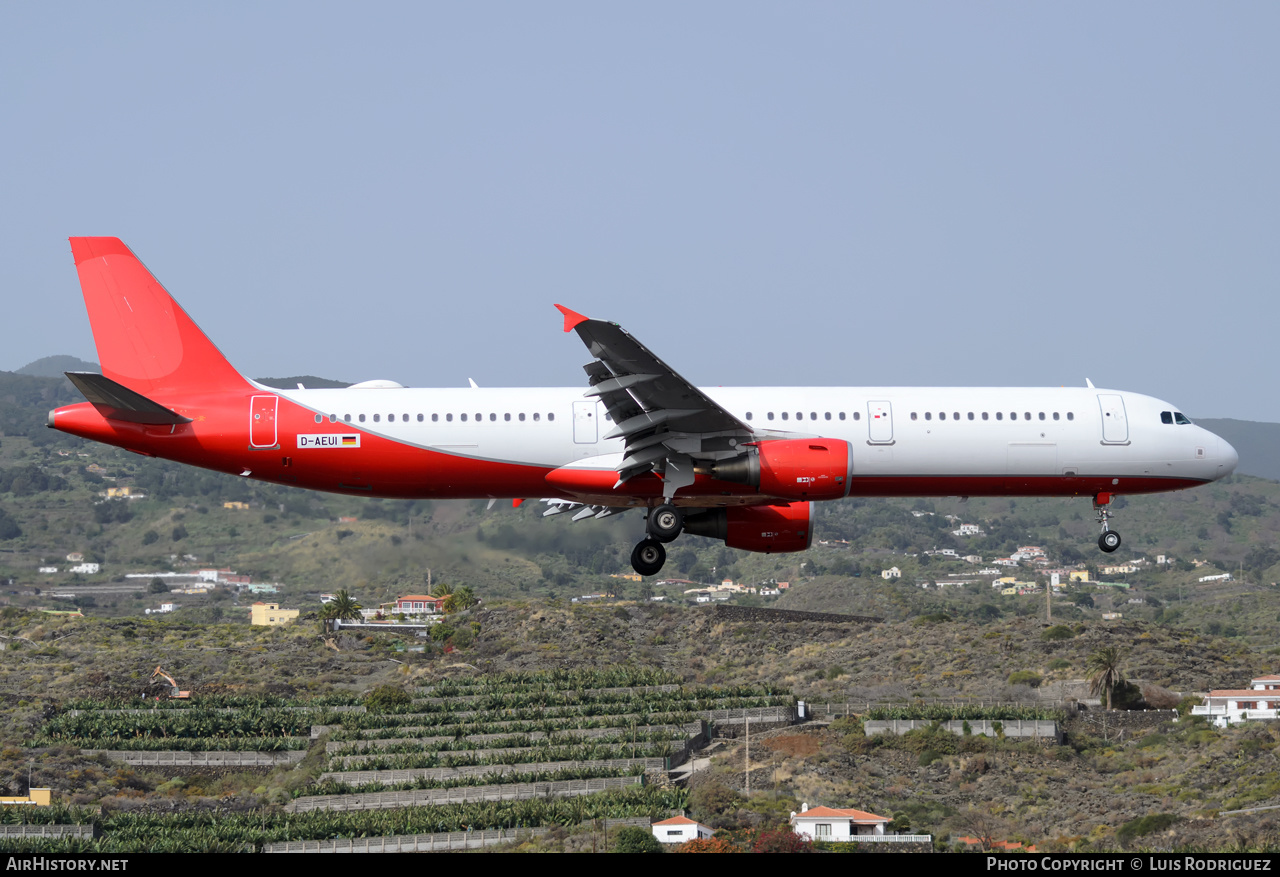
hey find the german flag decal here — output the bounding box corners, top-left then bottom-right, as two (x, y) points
(296, 434), (361, 449)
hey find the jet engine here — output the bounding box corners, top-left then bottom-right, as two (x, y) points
(710, 438), (852, 501)
(683, 502), (813, 553)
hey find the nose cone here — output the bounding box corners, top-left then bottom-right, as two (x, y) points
(1219, 436), (1239, 478)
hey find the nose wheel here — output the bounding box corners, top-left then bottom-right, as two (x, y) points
(1098, 530), (1122, 553)
(631, 538), (666, 576)
(1094, 493), (1121, 553)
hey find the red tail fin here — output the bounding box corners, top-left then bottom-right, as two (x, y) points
(69, 238), (250, 396)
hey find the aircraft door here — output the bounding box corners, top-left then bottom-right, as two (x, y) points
(250, 395), (279, 448)
(1097, 394), (1129, 444)
(867, 401), (894, 444)
(572, 400), (598, 444)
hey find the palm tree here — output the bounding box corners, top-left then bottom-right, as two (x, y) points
(324, 590), (363, 631)
(1087, 646), (1124, 710)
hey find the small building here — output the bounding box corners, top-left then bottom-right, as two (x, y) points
(791, 805), (891, 841)
(0, 789), (51, 807)
(881, 567), (901, 580)
(223, 501), (250, 510)
(651, 815), (714, 844)
(68, 563), (100, 575)
(38, 566), (57, 574)
(1193, 675), (1280, 728)
(395, 595), (446, 615)
(250, 602), (299, 626)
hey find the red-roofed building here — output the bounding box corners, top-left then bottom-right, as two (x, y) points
(650, 815), (714, 844)
(1193, 675), (1280, 727)
(395, 595), (445, 615)
(790, 804), (891, 841)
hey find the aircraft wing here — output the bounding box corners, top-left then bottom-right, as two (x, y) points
(556, 305), (755, 495)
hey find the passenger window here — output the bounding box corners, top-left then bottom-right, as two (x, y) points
(810, 412), (817, 420)
(432, 414), (438, 422)
(533, 413), (540, 421)
(330, 414), (338, 423)
(461, 414), (467, 422)
(314, 414), (322, 423)
(781, 412), (789, 421)
(344, 414), (351, 422)
(504, 413), (511, 421)
(447, 414), (453, 422)
(1067, 412), (1074, 421)
(417, 414), (424, 422)
(548, 413), (554, 421)
(795, 412), (802, 421)
(1161, 411), (1173, 424)
(373, 414), (380, 422)
(953, 412), (960, 420)
(1038, 412), (1045, 421)
(1053, 412), (1059, 421)
(824, 412), (831, 420)
(475, 413), (481, 422)
(853, 412), (860, 421)
(911, 412), (918, 421)
(925, 412), (932, 421)
(982, 412), (989, 420)
(519, 413), (525, 421)
(839, 412), (846, 421)
(1025, 412), (1031, 421)
(996, 412), (1003, 421)
(967, 412), (974, 421)
(938, 412), (945, 420)
(490, 413), (497, 421)
(767, 412), (774, 421)
(746, 412), (753, 421)
(1010, 412), (1017, 420)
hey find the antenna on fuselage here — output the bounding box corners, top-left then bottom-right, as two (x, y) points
(1085, 378), (1095, 389)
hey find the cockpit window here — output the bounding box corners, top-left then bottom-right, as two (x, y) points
(1175, 412), (1192, 425)
(1161, 411), (1173, 425)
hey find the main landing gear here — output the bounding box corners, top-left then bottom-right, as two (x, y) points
(1095, 493), (1122, 553)
(630, 504), (684, 576)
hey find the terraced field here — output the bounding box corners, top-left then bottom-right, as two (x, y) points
(10, 668), (795, 852)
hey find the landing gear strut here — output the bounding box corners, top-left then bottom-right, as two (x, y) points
(631, 538), (666, 576)
(1094, 493), (1121, 553)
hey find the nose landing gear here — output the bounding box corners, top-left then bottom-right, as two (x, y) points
(1095, 493), (1121, 553)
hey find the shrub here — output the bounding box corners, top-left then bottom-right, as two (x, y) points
(614, 825), (662, 853)
(1041, 625), (1075, 641)
(1116, 813), (1178, 847)
(1007, 671), (1042, 688)
(752, 829), (813, 853)
(677, 837), (739, 853)
(364, 685), (411, 713)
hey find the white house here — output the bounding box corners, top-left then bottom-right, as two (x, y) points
(68, 563), (100, 575)
(881, 567), (901, 580)
(1192, 675), (1280, 728)
(790, 805), (891, 841)
(650, 815), (714, 844)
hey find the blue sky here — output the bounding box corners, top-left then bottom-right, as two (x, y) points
(3, 3), (1277, 419)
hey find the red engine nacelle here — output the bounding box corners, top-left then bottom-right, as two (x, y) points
(711, 438), (851, 501)
(683, 502), (813, 554)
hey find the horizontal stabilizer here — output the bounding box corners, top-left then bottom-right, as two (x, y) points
(65, 372), (192, 425)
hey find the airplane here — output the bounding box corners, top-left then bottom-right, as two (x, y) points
(48, 237), (1239, 577)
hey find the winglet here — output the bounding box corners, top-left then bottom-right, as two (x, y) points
(554, 304), (589, 333)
